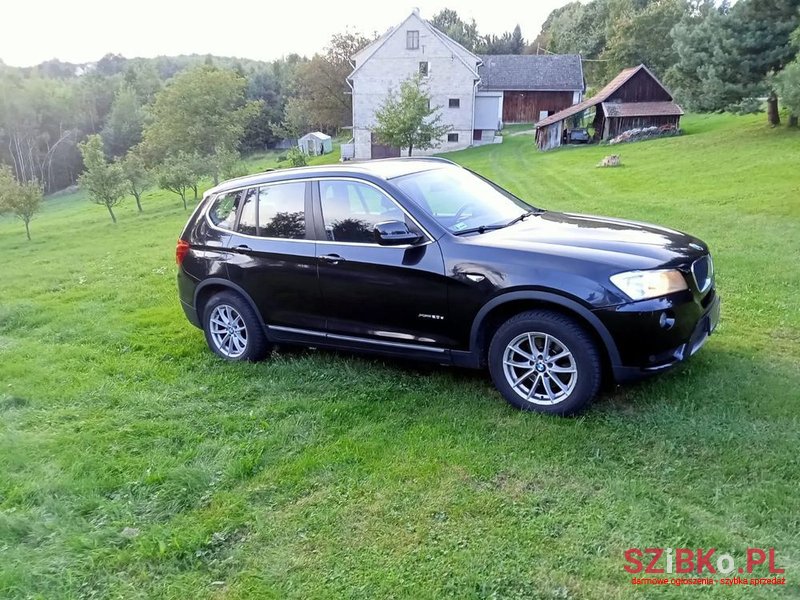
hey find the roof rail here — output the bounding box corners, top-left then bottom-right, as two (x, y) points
(402, 156), (457, 165)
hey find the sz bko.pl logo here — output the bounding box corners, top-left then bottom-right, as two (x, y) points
(624, 547), (784, 575)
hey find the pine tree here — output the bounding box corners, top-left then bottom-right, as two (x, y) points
(670, 0), (800, 124)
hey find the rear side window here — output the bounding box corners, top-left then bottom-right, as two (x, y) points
(258, 182), (306, 239)
(236, 188), (258, 236)
(208, 190), (242, 230)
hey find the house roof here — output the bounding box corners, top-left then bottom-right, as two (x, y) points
(478, 54), (584, 91)
(349, 11), (481, 81)
(601, 101), (683, 118)
(536, 64), (673, 127)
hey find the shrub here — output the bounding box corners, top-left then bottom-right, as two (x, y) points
(286, 147), (307, 167)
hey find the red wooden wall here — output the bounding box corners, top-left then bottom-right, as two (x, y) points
(502, 91), (574, 124)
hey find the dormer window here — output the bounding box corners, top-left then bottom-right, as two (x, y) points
(407, 30), (419, 49)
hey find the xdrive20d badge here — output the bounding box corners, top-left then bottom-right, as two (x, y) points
(176, 157), (720, 415)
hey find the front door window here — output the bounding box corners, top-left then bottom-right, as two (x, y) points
(319, 180), (407, 243)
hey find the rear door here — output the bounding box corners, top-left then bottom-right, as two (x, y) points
(225, 181), (324, 331)
(311, 178), (453, 349)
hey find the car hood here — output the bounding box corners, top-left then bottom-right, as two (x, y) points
(462, 211), (708, 269)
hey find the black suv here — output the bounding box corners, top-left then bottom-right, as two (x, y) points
(177, 158), (720, 415)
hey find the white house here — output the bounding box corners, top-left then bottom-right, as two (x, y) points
(347, 10), (584, 160)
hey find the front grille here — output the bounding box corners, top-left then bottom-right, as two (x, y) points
(691, 255), (714, 294)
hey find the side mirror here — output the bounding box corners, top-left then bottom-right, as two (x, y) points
(373, 220), (423, 246)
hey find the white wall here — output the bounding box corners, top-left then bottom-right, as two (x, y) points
(474, 92), (502, 131)
(350, 13), (479, 159)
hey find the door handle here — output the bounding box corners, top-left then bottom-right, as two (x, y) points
(234, 244), (251, 251)
(319, 254), (345, 264)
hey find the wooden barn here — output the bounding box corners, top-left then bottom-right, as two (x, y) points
(478, 55), (585, 124)
(535, 64), (683, 151)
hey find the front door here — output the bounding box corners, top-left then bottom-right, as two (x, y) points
(225, 181), (324, 331)
(312, 178), (453, 348)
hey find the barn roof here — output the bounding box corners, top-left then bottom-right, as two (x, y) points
(601, 101), (683, 118)
(478, 54), (584, 91)
(536, 64), (674, 128)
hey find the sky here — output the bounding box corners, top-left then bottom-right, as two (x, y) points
(1, 0), (574, 67)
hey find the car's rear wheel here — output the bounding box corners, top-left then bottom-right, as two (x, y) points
(488, 310), (601, 415)
(202, 291), (269, 361)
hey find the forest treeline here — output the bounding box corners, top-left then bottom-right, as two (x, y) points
(0, 1), (798, 198)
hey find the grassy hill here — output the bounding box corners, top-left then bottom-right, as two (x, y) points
(1, 114), (798, 599)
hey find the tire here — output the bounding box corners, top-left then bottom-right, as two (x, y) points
(201, 291), (270, 362)
(488, 310), (601, 415)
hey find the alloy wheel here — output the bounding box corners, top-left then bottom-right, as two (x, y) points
(208, 304), (248, 358)
(502, 331), (578, 405)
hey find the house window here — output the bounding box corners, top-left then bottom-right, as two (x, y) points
(419, 61), (429, 77)
(448, 98), (460, 108)
(407, 30), (419, 49)
(447, 133), (459, 143)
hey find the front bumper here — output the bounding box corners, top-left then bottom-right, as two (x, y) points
(595, 288), (721, 383)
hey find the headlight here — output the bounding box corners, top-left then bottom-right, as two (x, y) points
(610, 269), (688, 301)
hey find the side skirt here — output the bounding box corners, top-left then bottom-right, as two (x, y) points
(265, 325), (476, 366)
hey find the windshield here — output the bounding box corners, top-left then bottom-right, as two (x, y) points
(392, 165), (535, 234)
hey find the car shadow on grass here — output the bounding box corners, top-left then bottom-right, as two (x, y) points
(266, 341), (798, 423)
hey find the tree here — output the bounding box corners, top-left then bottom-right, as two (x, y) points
(273, 96), (312, 140)
(123, 61), (163, 104)
(78, 135), (127, 223)
(727, 0), (799, 125)
(776, 61), (800, 125)
(101, 84), (145, 158)
(157, 153), (203, 210)
(142, 65), (260, 183)
(0, 165), (42, 240)
(76, 71), (118, 134)
(0, 74), (79, 194)
(430, 9), (481, 51)
(479, 25), (526, 55)
(532, 0), (612, 58)
(510, 25), (525, 54)
(286, 147), (307, 167)
(775, 25), (800, 126)
(241, 63), (287, 151)
(372, 75), (453, 156)
(96, 53), (128, 77)
(294, 32), (373, 132)
(668, 6), (735, 111)
(669, 0), (800, 124)
(119, 150), (151, 212)
(603, 0), (688, 77)
(209, 145), (245, 181)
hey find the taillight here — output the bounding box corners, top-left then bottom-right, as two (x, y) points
(176, 239), (190, 266)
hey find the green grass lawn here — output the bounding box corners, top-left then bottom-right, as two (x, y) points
(1, 114), (799, 599)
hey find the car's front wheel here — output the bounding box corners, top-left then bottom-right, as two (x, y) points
(202, 291), (269, 361)
(488, 310), (601, 415)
